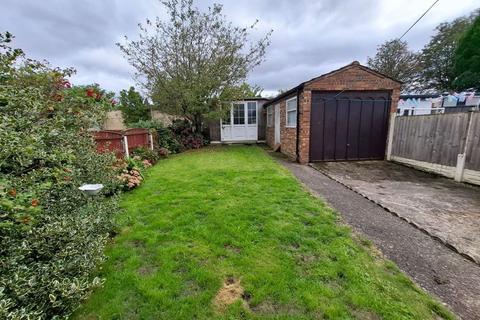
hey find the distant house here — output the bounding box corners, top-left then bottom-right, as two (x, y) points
(442, 91), (480, 113)
(398, 92), (480, 116)
(398, 94), (441, 116)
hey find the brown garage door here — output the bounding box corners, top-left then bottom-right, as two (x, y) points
(309, 91), (390, 162)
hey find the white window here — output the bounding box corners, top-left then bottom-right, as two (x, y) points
(247, 102), (257, 124)
(267, 106), (273, 127)
(286, 97), (297, 128)
(233, 103), (245, 125)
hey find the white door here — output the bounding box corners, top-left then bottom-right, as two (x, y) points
(274, 104), (281, 144)
(221, 101), (258, 142)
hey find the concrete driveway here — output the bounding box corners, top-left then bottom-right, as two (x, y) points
(311, 161), (480, 264)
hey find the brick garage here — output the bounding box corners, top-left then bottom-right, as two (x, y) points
(264, 61), (401, 163)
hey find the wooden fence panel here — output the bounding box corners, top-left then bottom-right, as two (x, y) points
(93, 128), (152, 158)
(392, 113), (470, 166)
(124, 128), (150, 152)
(466, 112), (480, 171)
(93, 130), (124, 158)
(208, 120), (221, 142)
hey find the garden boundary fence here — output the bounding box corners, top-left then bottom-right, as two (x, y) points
(93, 128), (154, 158)
(386, 111), (480, 185)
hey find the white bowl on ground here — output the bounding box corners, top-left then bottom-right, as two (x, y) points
(78, 184), (104, 195)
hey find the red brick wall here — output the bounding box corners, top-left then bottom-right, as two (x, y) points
(297, 64), (401, 163)
(266, 125), (274, 147)
(265, 95), (297, 160)
(279, 97), (297, 159)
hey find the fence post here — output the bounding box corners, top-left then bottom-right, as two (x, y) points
(123, 135), (130, 158)
(386, 112), (397, 161)
(455, 154), (466, 182)
(454, 112), (474, 182)
(148, 132), (154, 150)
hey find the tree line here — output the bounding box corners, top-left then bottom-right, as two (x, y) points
(117, 0), (271, 132)
(119, 2), (479, 132)
(367, 9), (480, 93)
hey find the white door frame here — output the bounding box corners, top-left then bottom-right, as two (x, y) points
(274, 104), (281, 144)
(220, 101), (258, 142)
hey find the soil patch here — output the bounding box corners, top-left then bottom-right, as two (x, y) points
(213, 277), (247, 312)
(137, 265), (157, 276)
(224, 244), (241, 254)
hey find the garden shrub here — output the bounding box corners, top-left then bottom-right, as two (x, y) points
(157, 126), (184, 153)
(0, 33), (120, 319)
(114, 156), (151, 190)
(127, 119), (163, 130)
(130, 146), (160, 164)
(157, 147), (170, 158)
(117, 166), (143, 190)
(130, 119), (183, 154)
(169, 119), (208, 150)
(129, 118), (208, 153)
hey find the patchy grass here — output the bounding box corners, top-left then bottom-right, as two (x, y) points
(74, 145), (454, 320)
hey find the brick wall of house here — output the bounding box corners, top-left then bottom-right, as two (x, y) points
(265, 94), (298, 160)
(266, 125), (274, 147)
(297, 63), (401, 163)
(279, 97), (297, 159)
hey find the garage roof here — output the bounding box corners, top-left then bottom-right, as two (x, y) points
(241, 97), (271, 101)
(264, 61), (402, 107)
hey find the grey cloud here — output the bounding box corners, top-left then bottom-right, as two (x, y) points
(1, 0), (478, 95)
(70, 48), (133, 78)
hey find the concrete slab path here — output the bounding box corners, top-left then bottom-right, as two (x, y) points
(311, 161), (480, 265)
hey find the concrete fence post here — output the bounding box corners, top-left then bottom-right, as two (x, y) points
(455, 154), (466, 182)
(455, 112), (474, 182)
(123, 135), (130, 158)
(148, 133), (154, 150)
(386, 112), (397, 161)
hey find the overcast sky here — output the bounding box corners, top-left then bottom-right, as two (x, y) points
(2, 0), (478, 97)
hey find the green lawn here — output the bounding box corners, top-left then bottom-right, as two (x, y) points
(74, 145), (453, 320)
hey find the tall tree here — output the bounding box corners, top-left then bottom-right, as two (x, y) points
(117, 0), (271, 131)
(367, 39), (420, 92)
(453, 15), (480, 90)
(237, 82), (263, 98)
(119, 86), (150, 125)
(420, 14), (476, 91)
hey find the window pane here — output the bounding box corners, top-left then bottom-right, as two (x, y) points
(247, 102), (256, 124)
(287, 98), (297, 111)
(287, 110), (296, 127)
(233, 104), (245, 125)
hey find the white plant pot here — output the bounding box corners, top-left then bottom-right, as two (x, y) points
(79, 184), (104, 195)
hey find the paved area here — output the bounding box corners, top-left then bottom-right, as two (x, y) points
(311, 161), (480, 265)
(272, 154), (480, 320)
